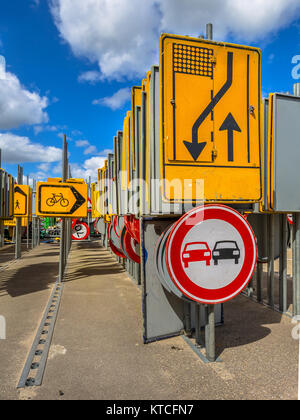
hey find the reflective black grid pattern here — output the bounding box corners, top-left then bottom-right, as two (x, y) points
(173, 43), (214, 78)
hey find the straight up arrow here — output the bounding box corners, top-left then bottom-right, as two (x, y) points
(219, 113), (241, 162)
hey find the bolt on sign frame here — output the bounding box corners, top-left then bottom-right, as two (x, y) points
(160, 33), (262, 204)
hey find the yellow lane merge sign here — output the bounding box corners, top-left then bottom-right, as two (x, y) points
(14, 185), (30, 217)
(36, 182), (88, 218)
(160, 34), (262, 203)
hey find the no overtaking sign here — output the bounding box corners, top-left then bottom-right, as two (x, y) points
(165, 205), (257, 304)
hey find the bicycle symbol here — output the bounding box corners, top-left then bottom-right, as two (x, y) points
(46, 193), (69, 208)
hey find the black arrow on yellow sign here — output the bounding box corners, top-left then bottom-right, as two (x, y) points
(184, 51), (233, 161)
(219, 113), (241, 162)
(70, 186), (86, 213)
(38, 184), (86, 215)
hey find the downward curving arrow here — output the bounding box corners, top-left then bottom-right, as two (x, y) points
(219, 112), (241, 162)
(183, 52), (233, 161)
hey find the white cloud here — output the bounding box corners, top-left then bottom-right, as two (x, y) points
(38, 162), (51, 172)
(50, 0), (160, 80)
(78, 70), (103, 84)
(34, 125), (61, 135)
(0, 59), (49, 129)
(75, 139), (89, 147)
(71, 156), (106, 181)
(75, 139), (110, 156)
(0, 133), (61, 164)
(84, 145), (98, 155)
(93, 87), (130, 110)
(50, 0), (300, 81)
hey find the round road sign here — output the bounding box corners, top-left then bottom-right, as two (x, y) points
(72, 222), (89, 241)
(165, 205), (257, 304)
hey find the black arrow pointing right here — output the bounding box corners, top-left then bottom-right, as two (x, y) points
(70, 186), (86, 214)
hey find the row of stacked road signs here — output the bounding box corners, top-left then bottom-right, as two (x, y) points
(0, 175), (88, 230)
(91, 33), (294, 306)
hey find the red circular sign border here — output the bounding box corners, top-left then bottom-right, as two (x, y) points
(72, 222), (89, 241)
(124, 229), (141, 264)
(165, 205), (257, 304)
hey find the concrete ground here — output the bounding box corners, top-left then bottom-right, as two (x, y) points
(0, 242), (32, 268)
(0, 241), (298, 400)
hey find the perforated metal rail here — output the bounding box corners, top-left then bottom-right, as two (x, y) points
(17, 282), (64, 388)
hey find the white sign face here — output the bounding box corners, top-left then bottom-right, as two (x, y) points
(181, 219), (245, 290)
(165, 205), (257, 304)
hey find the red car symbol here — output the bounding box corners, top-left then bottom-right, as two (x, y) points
(182, 242), (212, 268)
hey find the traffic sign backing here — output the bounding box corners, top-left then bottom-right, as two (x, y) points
(36, 182), (88, 218)
(160, 34), (262, 203)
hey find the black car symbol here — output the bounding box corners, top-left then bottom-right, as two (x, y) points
(212, 241), (240, 265)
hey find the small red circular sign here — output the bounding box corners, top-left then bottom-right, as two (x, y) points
(165, 205), (257, 304)
(72, 222), (89, 241)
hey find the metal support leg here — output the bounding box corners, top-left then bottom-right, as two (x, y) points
(205, 305), (215, 362)
(256, 262), (263, 303)
(184, 302), (192, 337)
(15, 218), (21, 259)
(293, 214), (300, 316)
(0, 220), (4, 248)
(267, 214), (275, 308)
(59, 218), (66, 283)
(279, 215), (287, 313)
(195, 304), (200, 345)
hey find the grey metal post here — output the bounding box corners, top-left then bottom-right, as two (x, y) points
(15, 165), (23, 259)
(256, 263), (263, 303)
(195, 305), (203, 347)
(37, 218), (40, 246)
(88, 176), (91, 241)
(59, 135), (68, 283)
(0, 220), (4, 248)
(279, 215), (288, 312)
(202, 22), (216, 362)
(292, 83), (300, 315)
(32, 180), (35, 249)
(184, 302), (192, 336)
(206, 23), (213, 41)
(267, 214), (275, 308)
(0, 149), (4, 248)
(293, 213), (300, 316)
(205, 305), (215, 362)
(26, 175), (29, 249)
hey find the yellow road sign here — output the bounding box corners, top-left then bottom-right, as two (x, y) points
(4, 217), (28, 227)
(36, 182), (88, 218)
(14, 185), (30, 217)
(131, 87), (142, 171)
(47, 177), (85, 184)
(160, 34), (262, 203)
(91, 183), (101, 218)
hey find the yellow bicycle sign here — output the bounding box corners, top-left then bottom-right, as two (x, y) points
(46, 193), (69, 208)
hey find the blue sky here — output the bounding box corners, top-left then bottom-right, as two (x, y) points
(0, 0), (300, 182)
